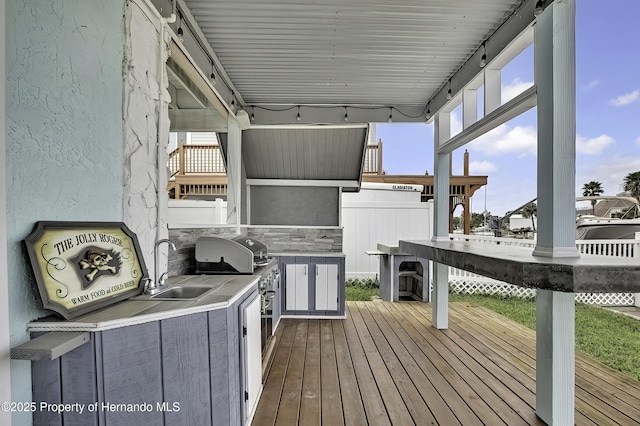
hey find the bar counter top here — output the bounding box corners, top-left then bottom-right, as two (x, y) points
(399, 239), (640, 293)
(27, 274), (259, 332)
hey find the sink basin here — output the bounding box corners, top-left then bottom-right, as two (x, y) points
(150, 285), (216, 300)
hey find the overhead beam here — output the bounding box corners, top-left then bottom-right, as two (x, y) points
(176, 0), (241, 106)
(246, 105), (429, 126)
(169, 41), (229, 120)
(246, 179), (360, 188)
(438, 85), (537, 153)
(429, 0), (537, 118)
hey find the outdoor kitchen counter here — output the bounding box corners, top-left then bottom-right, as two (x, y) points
(399, 239), (640, 292)
(27, 274), (260, 332)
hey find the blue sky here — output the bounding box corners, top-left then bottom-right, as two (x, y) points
(376, 0), (640, 216)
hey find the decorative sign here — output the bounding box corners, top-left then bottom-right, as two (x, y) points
(24, 222), (149, 319)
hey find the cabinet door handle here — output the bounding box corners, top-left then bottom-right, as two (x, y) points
(304, 265), (306, 275)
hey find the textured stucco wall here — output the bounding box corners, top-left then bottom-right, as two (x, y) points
(1, 0), (12, 423)
(6, 1), (125, 423)
(123, 0), (171, 279)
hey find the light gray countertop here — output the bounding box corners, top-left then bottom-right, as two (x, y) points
(27, 274), (260, 332)
(399, 239), (640, 293)
(271, 252), (345, 257)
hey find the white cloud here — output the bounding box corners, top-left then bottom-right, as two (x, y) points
(469, 160), (497, 174)
(576, 134), (614, 155)
(468, 124), (537, 157)
(635, 137), (640, 145)
(502, 78), (534, 103)
(578, 156), (640, 196)
(608, 89), (640, 107)
(582, 80), (600, 91)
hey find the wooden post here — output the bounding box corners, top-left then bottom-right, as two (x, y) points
(432, 112), (451, 329)
(533, 1), (577, 424)
(463, 150), (471, 235)
(377, 139), (383, 175)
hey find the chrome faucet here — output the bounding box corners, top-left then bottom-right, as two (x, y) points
(146, 239), (176, 295)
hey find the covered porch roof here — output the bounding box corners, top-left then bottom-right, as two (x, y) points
(158, 0), (537, 128)
(153, 1), (595, 424)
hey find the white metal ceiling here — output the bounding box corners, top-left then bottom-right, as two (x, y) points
(184, 0), (523, 108)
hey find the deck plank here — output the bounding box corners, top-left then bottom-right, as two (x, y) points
(299, 320), (321, 426)
(319, 321), (344, 426)
(253, 302), (640, 426)
(330, 319), (366, 426)
(349, 302), (419, 425)
(385, 302), (511, 425)
(341, 305), (392, 426)
(400, 302), (544, 425)
(274, 321), (308, 426)
(366, 301), (464, 426)
(252, 319), (296, 426)
(358, 302), (443, 425)
(370, 303), (483, 425)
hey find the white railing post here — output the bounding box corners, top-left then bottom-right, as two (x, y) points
(635, 232), (640, 307)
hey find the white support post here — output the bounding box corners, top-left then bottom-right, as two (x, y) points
(532, 2), (577, 424)
(532, 0), (579, 259)
(432, 263), (449, 329)
(433, 113), (451, 241)
(635, 232), (640, 307)
(432, 113), (451, 329)
(536, 289), (575, 425)
(226, 116), (242, 234)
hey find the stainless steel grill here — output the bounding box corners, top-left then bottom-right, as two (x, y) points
(195, 235), (279, 352)
(195, 235), (268, 274)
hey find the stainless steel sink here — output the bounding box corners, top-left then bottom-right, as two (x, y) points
(150, 285), (216, 300)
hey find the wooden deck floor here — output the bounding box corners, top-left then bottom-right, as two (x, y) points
(252, 301), (640, 426)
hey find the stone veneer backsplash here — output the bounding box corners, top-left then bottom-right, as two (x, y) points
(168, 227), (343, 275)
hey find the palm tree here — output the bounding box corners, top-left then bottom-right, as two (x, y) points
(624, 171), (640, 203)
(521, 202), (537, 231)
(582, 181), (604, 212)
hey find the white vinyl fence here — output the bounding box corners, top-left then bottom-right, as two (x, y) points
(342, 185), (432, 279)
(447, 234), (639, 306)
(168, 198), (227, 227)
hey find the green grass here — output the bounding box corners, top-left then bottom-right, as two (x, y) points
(345, 278), (380, 301)
(450, 293), (640, 381)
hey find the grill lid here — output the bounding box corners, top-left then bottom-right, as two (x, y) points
(195, 235), (268, 274)
(229, 235), (267, 259)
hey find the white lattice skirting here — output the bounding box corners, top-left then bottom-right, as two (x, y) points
(449, 268), (635, 306)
